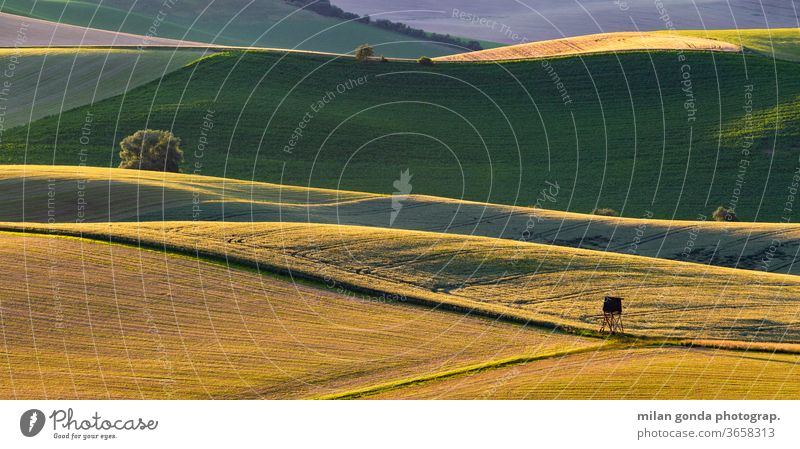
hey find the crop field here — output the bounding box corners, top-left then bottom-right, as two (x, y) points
(435, 29), (800, 63)
(4, 165), (800, 276)
(434, 32), (741, 62)
(0, 1), (456, 58)
(366, 347), (800, 399)
(0, 11), (209, 47)
(0, 49), (205, 128)
(672, 29), (800, 62)
(4, 46), (800, 220)
(6, 220), (800, 343)
(0, 232), (603, 399)
(0, 16), (798, 403)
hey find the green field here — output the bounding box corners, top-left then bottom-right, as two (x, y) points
(3, 47), (800, 221)
(0, 0), (457, 58)
(0, 48), (205, 129)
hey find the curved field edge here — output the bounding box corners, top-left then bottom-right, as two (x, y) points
(433, 29), (800, 63)
(667, 29), (800, 62)
(0, 49), (207, 128)
(4, 165), (800, 276)
(0, 2), (457, 58)
(7, 50), (800, 222)
(317, 342), (633, 399)
(0, 232), (601, 399)
(4, 221), (800, 345)
(365, 346), (800, 400)
(433, 31), (741, 62)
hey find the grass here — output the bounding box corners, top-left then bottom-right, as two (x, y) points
(0, 48), (205, 128)
(670, 29), (800, 62)
(4, 165), (800, 276)
(0, 0), (457, 58)
(0, 231), (598, 399)
(366, 347), (800, 399)
(3, 48), (800, 221)
(6, 220), (800, 343)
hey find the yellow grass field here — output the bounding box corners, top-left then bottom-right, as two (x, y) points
(434, 32), (741, 62)
(6, 221), (800, 343)
(3, 165), (800, 275)
(366, 347), (800, 399)
(0, 232), (599, 399)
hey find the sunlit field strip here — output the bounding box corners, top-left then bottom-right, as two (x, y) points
(0, 233), (598, 399)
(5, 221), (800, 343)
(4, 165), (800, 276)
(366, 347), (800, 399)
(434, 31), (740, 61)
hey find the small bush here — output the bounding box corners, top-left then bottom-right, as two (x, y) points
(712, 206), (738, 222)
(355, 44), (375, 63)
(417, 56), (434, 66)
(119, 129), (183, 173)
(592, 208), (619, 217)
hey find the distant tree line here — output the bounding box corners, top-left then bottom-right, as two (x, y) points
(286, 0), (483, 51)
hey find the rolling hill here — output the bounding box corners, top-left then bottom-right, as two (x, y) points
(7, 219), (800, 343)
(434, 31), (741, 62)
(432, 28), (800, 63)
(5, 229), (798, 399)
(330, 0), (799, 46)
(0, 231), (599, 399)
(3, 165), (800, 276)
(3, 44), (800, 221)
(0, 48), (205, 128)
(0, 1), (458, 58)
(0, 11), (210, 47)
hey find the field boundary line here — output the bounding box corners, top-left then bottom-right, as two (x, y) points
(2, 226), (799, 356)
(315, 344), (616, 399)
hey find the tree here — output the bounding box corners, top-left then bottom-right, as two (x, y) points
(592, 207), (619, 217)
(417, 56), (434, 66)
(119, 129), (183, 173)
(355, 44), (375, 62)
(712, 205), (738, 222)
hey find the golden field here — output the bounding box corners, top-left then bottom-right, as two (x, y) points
(5, 220), (800, 343)
(2, 166), (800, 399)
(366, 347), (800, 400)
(0, 232), (599, 399)
(3, 165), (800, 276)
(3, 231), (798, 399)
(434, 31), (740, 62)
